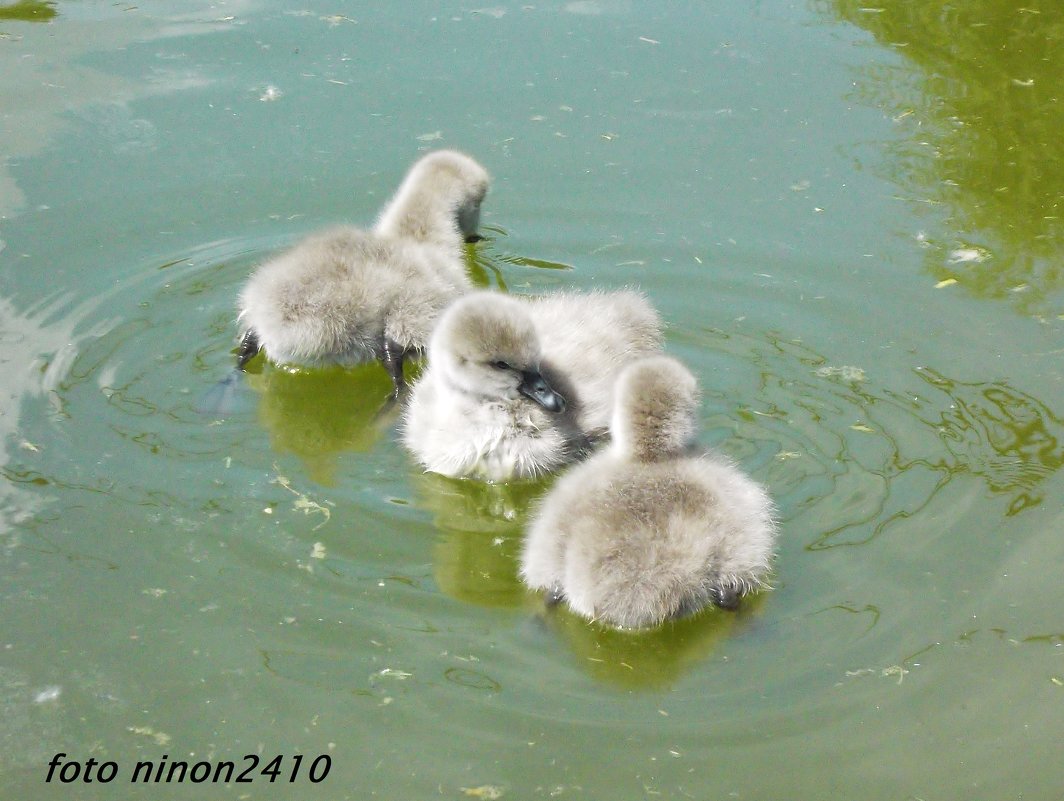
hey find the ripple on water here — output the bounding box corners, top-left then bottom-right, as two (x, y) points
(237, 314), (1064, 727)
(446, 322), (1064, 723)
(7, 229), (1064, 790)
(674, 326), (1064, 549)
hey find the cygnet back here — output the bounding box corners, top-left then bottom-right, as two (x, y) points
(222, 150), (489, 404)
(520, 355), (777, 628)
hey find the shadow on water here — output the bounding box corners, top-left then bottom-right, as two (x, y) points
(817, 0), (1064, 317)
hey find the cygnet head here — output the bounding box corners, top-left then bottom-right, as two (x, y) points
(430, 292), (566, 413)
(610, 356), (700, 462)
(378, 150), (490, 243)
(419, 150), (490, 238)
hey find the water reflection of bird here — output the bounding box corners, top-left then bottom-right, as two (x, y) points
(236, 150), (490, 391)
(539, 597), (746, 689)
(247, 364), (396, 485)
(412, 472), (547, 608)
(401, 289), (663, 482)
(521, 356), (777, 629)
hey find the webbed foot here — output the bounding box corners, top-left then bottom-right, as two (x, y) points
(236, 329), (261, 371)
(710, 584), (741, 611)
(381, 338), (409, 399)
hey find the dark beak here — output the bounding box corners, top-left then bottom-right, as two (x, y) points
(518, 369), (566, 413)
(458, 202), (482, 242)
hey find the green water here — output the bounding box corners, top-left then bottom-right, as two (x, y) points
(2, 2), (1062, 799)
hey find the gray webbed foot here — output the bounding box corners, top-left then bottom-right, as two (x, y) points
(381, 338), (409, 398)
(236, 329), (261, 371)
(710, 584), (741, 611)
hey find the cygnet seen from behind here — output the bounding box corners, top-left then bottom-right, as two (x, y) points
(235, 150), (490, 392)
(520, 355), (777, 629)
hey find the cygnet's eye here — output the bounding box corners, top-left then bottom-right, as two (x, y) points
(490, 360), (513, 371)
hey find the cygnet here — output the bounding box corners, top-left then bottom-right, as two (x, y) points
(235, 149), (489, 391)
(526, 288), (663, 436)
(520, 355), (777, 628)
(401, 289), (663, 482)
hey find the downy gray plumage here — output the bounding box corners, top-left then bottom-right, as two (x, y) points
(520, 355), (777, 628)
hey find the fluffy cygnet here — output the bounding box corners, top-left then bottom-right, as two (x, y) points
(401, 289), (662, 482)
(525, 289), (663, 436)
(235, 150), (489, 391)
(520, 356), (777, 629)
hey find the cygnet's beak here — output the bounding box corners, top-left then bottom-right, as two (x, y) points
(458, 203), (483, 243)
(518, 369), (566, 413)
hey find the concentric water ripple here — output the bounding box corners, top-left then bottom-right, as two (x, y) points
(5, 228), (1062, 799)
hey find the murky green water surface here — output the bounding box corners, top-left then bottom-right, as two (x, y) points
(2, 2), (1062, 799)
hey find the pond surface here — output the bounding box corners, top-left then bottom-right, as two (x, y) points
(2, 1), (1062, 799)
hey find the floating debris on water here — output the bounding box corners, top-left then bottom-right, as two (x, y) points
(321, 14), (355, 26)
(293, 496), (331, 529)
(934, 278), (958, 289)
(461, 786), (505, 799)
(815, 365), (866, 383)
(128, 725), (172, 746)
(34, 686), (62, 704)
(881, 664), (908, 684)
(273, 472), (332, 529)
(259, 85), (283, 102)
(947, 246), (990, 264)
(846, 664), (909, 684)
(374, 668), (413, 680)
